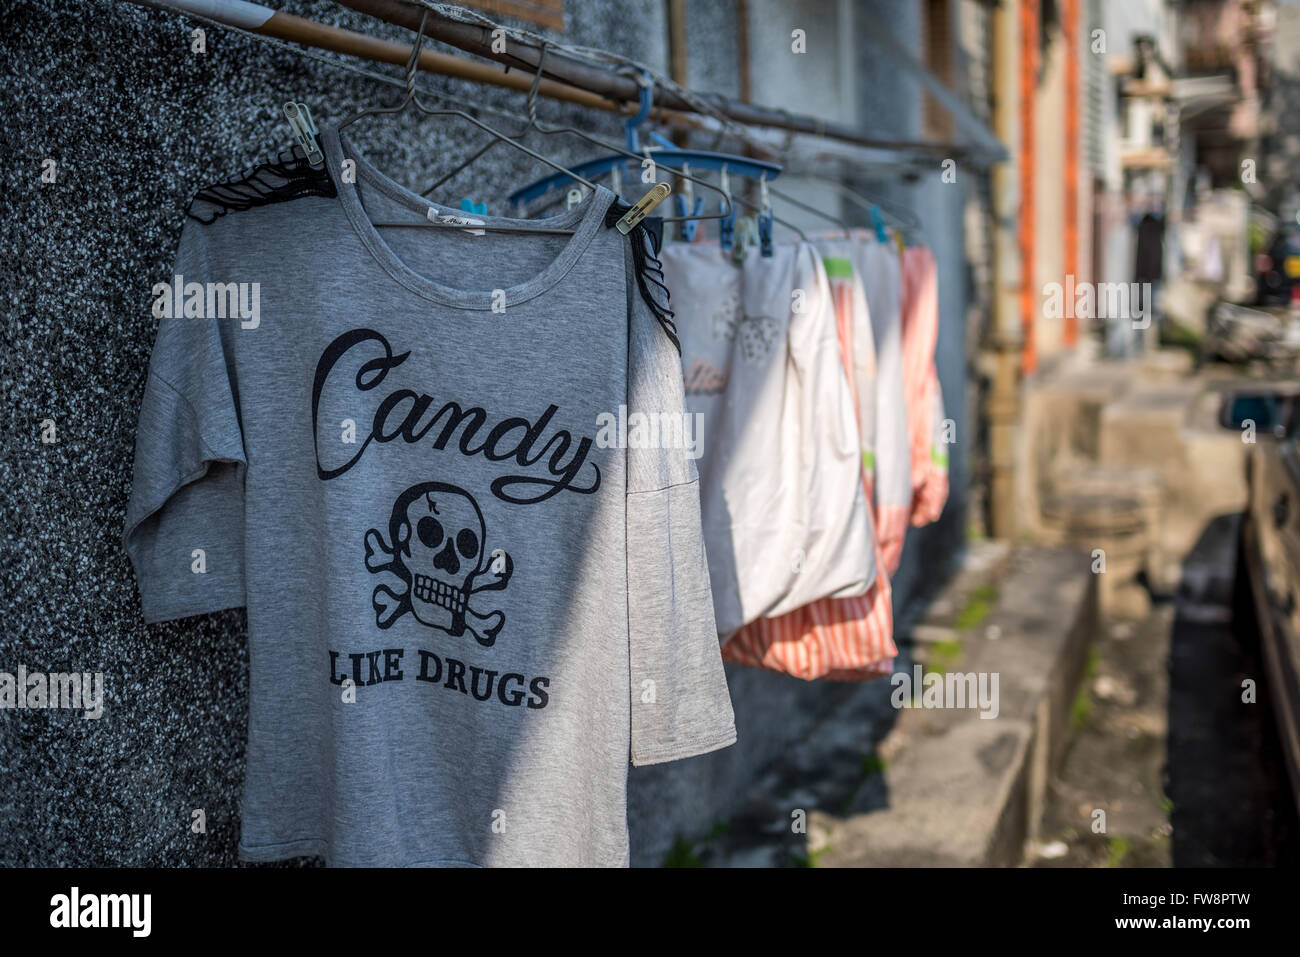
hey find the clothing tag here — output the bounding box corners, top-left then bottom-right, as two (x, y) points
(428, 208), (486, 236)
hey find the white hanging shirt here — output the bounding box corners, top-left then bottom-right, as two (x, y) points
(662, 241), (871, 638)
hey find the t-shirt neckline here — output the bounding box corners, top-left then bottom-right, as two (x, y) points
(323, 125), (614, 310)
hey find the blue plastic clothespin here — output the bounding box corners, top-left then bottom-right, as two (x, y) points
(718, 166), (736, 250)
(673, 162), (704, 241)
(869, 204), (888, 243)
(758, 173), (774, 258)
(460, 199), (487, 216)
(675, 195), (705, 241)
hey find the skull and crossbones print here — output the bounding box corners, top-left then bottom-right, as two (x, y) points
(365, 481), (513, 646)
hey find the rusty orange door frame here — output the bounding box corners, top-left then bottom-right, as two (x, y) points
(1063, 0), (1080, 348)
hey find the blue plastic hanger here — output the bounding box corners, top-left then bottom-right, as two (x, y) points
(507, 70), (782, 212)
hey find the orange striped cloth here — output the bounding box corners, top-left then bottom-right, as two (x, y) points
(899, 245), (948, 527)
(875, 502), (912, 574)
(722, 257), (895, 681)
(721, 548), (894, 680)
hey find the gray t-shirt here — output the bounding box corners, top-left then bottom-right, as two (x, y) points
(123, 127), (736, 867)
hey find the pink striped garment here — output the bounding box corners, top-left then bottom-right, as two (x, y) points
(722, 259), (895, 681)
(899, 245), (949, 528)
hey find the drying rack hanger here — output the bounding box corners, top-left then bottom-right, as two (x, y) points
(499, 46), (814, 241)
(415, 39), (816, 243)
(427, 44), (741, 226)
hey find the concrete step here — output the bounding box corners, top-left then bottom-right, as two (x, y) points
(687, 543), (1098, 867)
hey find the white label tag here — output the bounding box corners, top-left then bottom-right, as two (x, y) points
(428, 208), (486, 236)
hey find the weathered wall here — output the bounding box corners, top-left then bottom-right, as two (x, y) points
(0, 0), (969, 867)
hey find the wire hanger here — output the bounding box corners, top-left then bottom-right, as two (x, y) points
(337, 8), (600, 235)
(819, 179), (924, 242)
(766, 184), (853, 239)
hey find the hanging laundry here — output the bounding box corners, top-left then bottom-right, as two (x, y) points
(722, 248), (896, 682)
(123, 129), (736, 868)
(851, 232), (913, 575)
(661, 240), (873, 640)
(721, 566), (895, 680)
(913, 385), (950, 526)
(815, 245), (877, 480)
(899, 244), (949, 528)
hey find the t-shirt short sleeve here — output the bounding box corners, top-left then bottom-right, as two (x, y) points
(623, 235), (737, 767)
(123, 217), (249, 624)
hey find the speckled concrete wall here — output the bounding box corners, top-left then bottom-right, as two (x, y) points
(1, 0), (966, 867)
